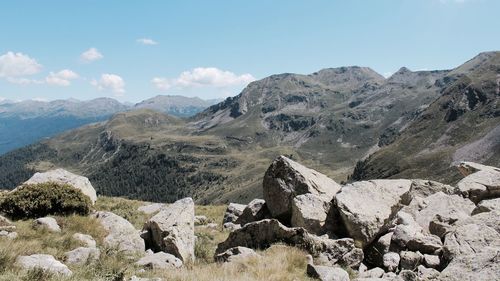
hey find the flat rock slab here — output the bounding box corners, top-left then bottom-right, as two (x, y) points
(135, 251), (182, 269)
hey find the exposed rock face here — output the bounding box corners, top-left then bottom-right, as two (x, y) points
(472, 198), (500, 214)
(333, 179), (412, 247)
(263, 156), (341, 222)
(24, 168), (97, 204)
(72, 233), (96, 248)
(64, 247), (100, 265)
(223, 203), (246, 224)
(15, 254), (72, 276)
(142, 197), (195, 263)
(235, 199), (270, 225)
(94, 211), (145, 254)
(135, 252), (183, 269)
(456, 162), (500, 203)
(214, 246), (259, 263)
(291, 193), (331, 235)
(215, 219), (362, 268)
(33, 217), (61, 232)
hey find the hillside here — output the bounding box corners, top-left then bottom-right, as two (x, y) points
(0, 53), (498, 204)
(134, 95), (221, 117)
(351, 51), (500, 183)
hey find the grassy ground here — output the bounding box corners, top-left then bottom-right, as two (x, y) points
(0, 196), (313, 281)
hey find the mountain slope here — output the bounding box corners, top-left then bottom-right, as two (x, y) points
(134, 95), (221, 117)
(351, 51), (500, 183)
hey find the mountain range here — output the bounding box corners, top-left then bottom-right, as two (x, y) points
(0, 52), (498, 204)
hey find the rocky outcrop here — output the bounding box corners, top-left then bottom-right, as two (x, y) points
(141, 197), (195, 263)
(263, 156), (341, 222)
(135, 251), (183, 269)
(15, 254), (72, 276)
(235, 199), (270, 225)
(24, 168), (97, 204)
(333, 179), (412, 247)
(214, 246), (260, 263)
(456, 162), (500, 203)
(33, 217), (61, 232)
(64, 247), (100, 265)
(94, 211), (145, 254)
(223, 203), (246, 224)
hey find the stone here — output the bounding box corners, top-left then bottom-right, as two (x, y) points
(263, 156), (341, 221)
(214, 246), (259, 263)
(437, 248), (500, 281)
(428, 214), (455, 239)
(142, 197), (195, 262)
(454, 210), (500, 233)
(417, 265), (440, 280)
(456, 162), (500, 203)
(223, 222), (241, 231)
(194, 215), (209, 225)
(365, 232), (393, 267)
(409, 179), (460, 199)
(223, 203), (246, 224)
(235, 199), (270, 225)
(398, 270), (418, 281)
(443, 223), (500, 260)
(135, 252), (182, 269)
(64, 247), (100, 265)
(391, 224), (422, 250)
(472, 198), (500, 215)
(24, 168), (97, 204)
(138, 203), (165, 215)
(403, 192), (475, 233)
(94, 211), (145, 254)
(33, 217), (61, 232)
(383, 252), (400, 272)
(358, 267), (385, 278)
(399, 251), (422, 270)
(72, 233), (96, 248)
(15, 254), (72, 276)
(307, 264), (350, 281)
(215, 219), (362, 268)
(333, 179), (412, 247)
(0, 230), (17, 239)
(423, 254), (440, 269)
(406, 233), (442, 254)
(291, 193), (331, 235)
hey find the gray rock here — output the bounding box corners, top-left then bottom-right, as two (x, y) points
(135, 251), (182, 269)
(358, 267), (385, 278)
(472, 198), (500, 215)
(365, 232), (393, 267)
(454, 210), (500, 233)
(263, 156), (341, 221)
(138, 203), (165, 215)
(443, 223), (500, 260)
(223, 222), (241, 231)
(406, 233), (442, 254)
(214, 246), (259, 263)
(334, 179), (412, 247)
(142, 197), (195, 262)
(223, 203), (246, 224)
(423, 254), (440, 269)
(64, 247), (100, 265)
(72, 233), (96, 248)
(417, 265), (440, 280)
(391, 224), (422, 250)
(235, 199), (270, 225)
(456, 162), (500, 203)
(383, 252), (400, 272)
(15, 254), (72, 276)
(291, 193), (331, 235)
(399, 251), (422, 270)
(307, 264), (350, 281)
(409, 179), (460, 199)
(398, 270), (417, 281)
(33, 217), (61, 232)
(0, 230), (17, 239)
(215, 219), (362, 268)
(94, 211), (145, 254)
(24, 168), (97, 204)
(437, 248), (500, 281)
(428, 214), (455, 239)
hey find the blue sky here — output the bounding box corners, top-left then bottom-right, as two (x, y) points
(0, 0), (498, 102)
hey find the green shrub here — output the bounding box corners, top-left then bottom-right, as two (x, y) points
(0, 182), (92, 219)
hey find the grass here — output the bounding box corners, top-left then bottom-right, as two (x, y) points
(0, 196), (313, 281)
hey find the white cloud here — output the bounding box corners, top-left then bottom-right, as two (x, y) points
(46, 69), (79, 86)
(0, 52), (42, 78)
(91, 73), (125, 96)
(137, 38), (158, 45)
(6, 77), (44, 85)
(152, 67), (255, 91)
(80, 48), (103, 63)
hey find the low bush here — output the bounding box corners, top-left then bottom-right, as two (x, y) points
(0, 182), (92, 219)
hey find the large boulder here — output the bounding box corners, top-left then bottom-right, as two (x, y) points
(223, 203), (246, 224)
(443, 223), (500, 260)
(33, 217), (61, 232)
(135, 251), (182, 269)
(94, 211), (145, 254)
(215, 219), (362, 268)
(235, 199), (270, 225)
(456, 162), (500, 203)
(263, 156), (341, 222)
(141, 197), (195, 263)
(437, 248), (500, 281)
(214, 246), (260, 263)
(291, 193), (331, 235)
(24, 168), (97, 204)
(15, 254), (72, 276)
(333, 179), (412, 247)
(64, 247), (100, 265)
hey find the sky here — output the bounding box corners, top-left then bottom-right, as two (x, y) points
(0, 0), (499, 103)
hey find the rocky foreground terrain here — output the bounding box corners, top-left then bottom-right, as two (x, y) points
(0, 156), (499, 280)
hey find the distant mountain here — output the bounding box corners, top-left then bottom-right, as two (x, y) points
(134, 95), (221, 117)
(0, 53), (498, 204)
